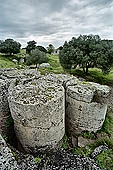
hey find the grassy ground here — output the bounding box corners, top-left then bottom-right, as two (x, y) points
(0, 54), (17, 68)
(0, 52), (113, 86)
(71, 68), (113, 85)
(71, 111), (113, 170)
(38, 54), (65, 74)
(1, 52), (113, 169)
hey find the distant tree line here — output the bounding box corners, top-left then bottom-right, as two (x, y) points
(59, 34), (113, 74)
(26, 40), (55, 55)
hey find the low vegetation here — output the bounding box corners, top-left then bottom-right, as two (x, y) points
(72, 111), (113, 170)
(0, 54), (17, 68)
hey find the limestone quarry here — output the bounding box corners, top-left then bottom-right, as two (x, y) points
(0, 68), (112, 169)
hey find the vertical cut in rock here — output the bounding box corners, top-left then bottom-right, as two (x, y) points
(0, 79), (10, 136)
(0, 134), (18, 170)
(8, 77), (65, 153)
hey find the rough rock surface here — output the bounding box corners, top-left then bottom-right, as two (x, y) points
(40, 63), (50, 68)
(78, 137), (95, 148)
(0, 68), (41, 80)
(0, 69), (41, 137)
(91, 145), (109, 159)
(66, 79), (110, 135)
(0, 135), (102, 170)
(0, 79), (10, 136)
(8, 76), (65, 153)
(0, 134), (18, 170)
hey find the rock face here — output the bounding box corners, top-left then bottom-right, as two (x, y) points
(0, 134), (18, 170)
(0, 68), (110, 154)
(0, 69), (41, 137)
(0, 79), (10, 136)
(66, 79), (110, 136)
(8, 76), (65, 153)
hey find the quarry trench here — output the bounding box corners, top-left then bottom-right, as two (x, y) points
(0, 68), (112, 169)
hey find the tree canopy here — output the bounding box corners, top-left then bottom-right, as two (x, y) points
(26, 49), (48, 68)
(37, 45), (47, 53)
(47, 44), (55, 54)
(26, 40), (37, 54)
(0, 39), (21, 55)
(59, 35), (113, 74)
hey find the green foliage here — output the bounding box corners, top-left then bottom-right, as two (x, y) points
(26, 49), (48, 68)
(12, 152), (18, 161)
(34, 157), (42, 164)
(59, 41), (78, 71)
(47, 44), (55, 54)
(72, 146), (93, 157)
(37, 45), (47, 53)
(59, 35), (113, 74)
(71, 68), (113, 85)
(0, 39), (21, 55)
(0, 54), (17, 68)
(81, 131), (95, 139)
(39, 54), (64, 74)
(72, 111), (113, 169)
(97, 112), (113, 136)
(26, 40), (37, 54)
(96, 149), (113, 169)
(6, 116), (14, 128)
(61, 135), (68, 149)
(3, 135), (8, 142)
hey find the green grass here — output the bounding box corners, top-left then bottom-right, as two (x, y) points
(71, 68), (113, 85)
(72, 111), (113, 169)
(39, 54), (65, 74)
(96, 149), (113, 169)
(97, 112), (113, 136)
(0, 54), (17, 68)
(61, 135), (68, 149)
(81, 131), (96, 139)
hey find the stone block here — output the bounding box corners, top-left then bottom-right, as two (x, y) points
(8, 77), (65, 153)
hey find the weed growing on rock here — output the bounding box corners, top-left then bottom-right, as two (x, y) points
(96, 149), (113, 169)
(34, 157), (42, 164)
(61, 135), (68, 149)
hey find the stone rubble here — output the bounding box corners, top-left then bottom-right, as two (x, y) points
(0, 134), (19, 170)
(0, 134), (103, 170)
(91, 145), (109, 159)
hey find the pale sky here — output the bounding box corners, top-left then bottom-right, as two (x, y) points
(0, 0), (113, 47)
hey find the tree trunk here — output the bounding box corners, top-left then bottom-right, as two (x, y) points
(83, 67), (85, 73)
(85, 66), (89, 74)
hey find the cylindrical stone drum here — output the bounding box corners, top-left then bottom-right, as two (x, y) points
(66, 79), (110, 135)
(8, 77), (65, 153)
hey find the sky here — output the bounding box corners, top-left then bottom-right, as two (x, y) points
(0, 0), (113, 48)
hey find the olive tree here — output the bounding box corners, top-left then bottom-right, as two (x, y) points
(26, 49), (48, 68)
(59, 35), (113, 74)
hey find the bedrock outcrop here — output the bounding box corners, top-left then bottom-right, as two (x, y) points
(0, 79), (10, 136)
(0, 134), (18, 170)
(0, 69), (41, 137)
(8, 76), (65, 153)
(66, 79), (110, 136)
(0, 68), (110, 153)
